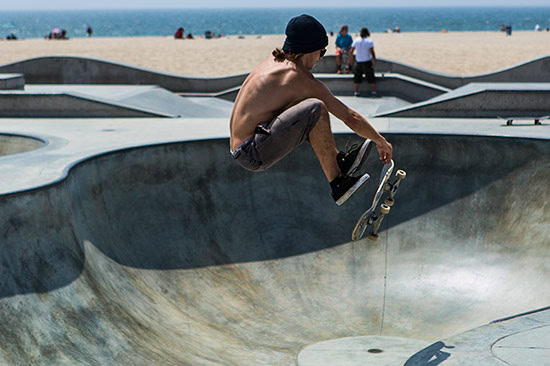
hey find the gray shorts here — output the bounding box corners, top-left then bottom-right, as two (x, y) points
(231, 98), (322, 171)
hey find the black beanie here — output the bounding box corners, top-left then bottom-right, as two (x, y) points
(282, 14), (328, 54)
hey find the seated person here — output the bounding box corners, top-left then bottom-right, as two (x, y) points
(335, 25), (353, 73)
(175, 27), (184, 39)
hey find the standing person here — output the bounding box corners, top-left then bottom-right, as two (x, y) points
(87, 26), (93, 37)
(230, 14), (392, 206)
(349, 27), (377, 97)
(335, 25), (353, 73)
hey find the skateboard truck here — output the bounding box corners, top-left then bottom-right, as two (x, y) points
(352, 161), (407, 241)
(367, 203), (391, 241)
(368, 170), (406, 241)
(384, 170), (407, 207)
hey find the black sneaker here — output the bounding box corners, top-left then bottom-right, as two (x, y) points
(337, 139), (373, 176)
(330, 173), (371, 206)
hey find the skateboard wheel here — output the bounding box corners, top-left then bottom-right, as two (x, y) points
(384, 198), (394, 206)
(368, 233), (379, 241)
(380, 204), (391, 215)
(396, 170), (406, 180)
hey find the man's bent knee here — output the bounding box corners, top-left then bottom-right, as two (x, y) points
(303, 98), (327, 121)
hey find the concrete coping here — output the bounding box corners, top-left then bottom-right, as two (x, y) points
(0, 74), (24, 79)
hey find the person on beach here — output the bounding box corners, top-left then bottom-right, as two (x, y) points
(175, 27), (184, 39)
(48, 29), (69, 40)
(229, 14), (393, 206)
(349, 27), (377, 97)
(335, 25), (353, 73)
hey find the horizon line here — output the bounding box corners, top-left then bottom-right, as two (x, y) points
(2, 5), (550, 11)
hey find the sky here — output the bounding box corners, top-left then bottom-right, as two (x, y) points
(0, 0), (548, 10)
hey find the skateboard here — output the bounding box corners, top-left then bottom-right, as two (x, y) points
(351, 159), (406, 241)
(498, 115), (549, 126)
(337, 51), (352, 74)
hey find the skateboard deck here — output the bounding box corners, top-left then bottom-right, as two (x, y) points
(498, 115), (549, 126)
(351, 159), (406, 241)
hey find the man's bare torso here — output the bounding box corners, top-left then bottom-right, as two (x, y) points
(229, 56), (316, 151)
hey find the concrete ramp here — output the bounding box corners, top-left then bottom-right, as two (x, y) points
(0, 85), (234, 118)
(315, 73), (450, 103)
(0, 134), (548, 364)
(376, 83), (550, 118)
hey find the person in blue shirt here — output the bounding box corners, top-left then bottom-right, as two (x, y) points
(335, 25), (353, 73)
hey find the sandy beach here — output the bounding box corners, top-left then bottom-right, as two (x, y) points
(0, 31), (548, 77)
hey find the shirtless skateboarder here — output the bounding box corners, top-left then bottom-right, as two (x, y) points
(230, 14), (393, 206)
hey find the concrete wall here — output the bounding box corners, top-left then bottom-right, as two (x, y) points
(380, 90), (550, 118)
(0, 74), (24, 90)
(316, 74), (447, 102)
(2, 55), (549, 95)
(3, 55), (549, 103)
(314, 55), (550, 88)
(0, 56), (248, 93)
(192, 75), (446, 103)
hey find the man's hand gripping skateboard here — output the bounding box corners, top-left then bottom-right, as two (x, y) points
(351, 140), (406, 241)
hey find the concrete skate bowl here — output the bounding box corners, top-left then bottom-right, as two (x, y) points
(0, 133), (44, 157)
(0, 134), (548, 365)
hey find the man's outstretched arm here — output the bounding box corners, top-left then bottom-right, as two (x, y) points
(311, 80), (392, 164)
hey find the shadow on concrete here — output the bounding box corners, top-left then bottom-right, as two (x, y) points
(404, 341), (455, 365)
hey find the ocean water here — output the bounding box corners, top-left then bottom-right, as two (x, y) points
(1, 7), (550, 39)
